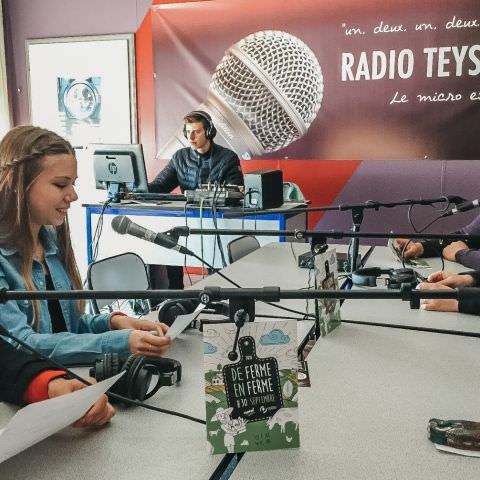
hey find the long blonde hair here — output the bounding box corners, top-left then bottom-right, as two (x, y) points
(0, 126), (84, 326)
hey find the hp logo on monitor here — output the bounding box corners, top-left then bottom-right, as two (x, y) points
(108, 162), (118, 175)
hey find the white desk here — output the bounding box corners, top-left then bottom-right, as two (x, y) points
(84, 201), (307, 267)
(230, 323), (480, 480)
(341, 246), (480, 334)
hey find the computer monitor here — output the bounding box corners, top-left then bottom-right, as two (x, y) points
(91, 143), (148, 202)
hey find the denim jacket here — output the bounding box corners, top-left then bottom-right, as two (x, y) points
(0, 227), (131, 364)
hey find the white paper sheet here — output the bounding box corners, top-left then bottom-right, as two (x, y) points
(167, 303), (206, 340)
(0, 372), (123, 464)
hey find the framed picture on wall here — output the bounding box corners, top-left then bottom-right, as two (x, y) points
(26, 34), (136, 146)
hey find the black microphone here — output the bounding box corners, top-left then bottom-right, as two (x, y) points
(111, 215), (193, 256)
(442, 199), (480, 217)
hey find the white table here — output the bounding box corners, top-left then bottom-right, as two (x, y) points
(0, 242), (321, 479)
(230, 323), (480, 480)
(84, 201), (307, 267)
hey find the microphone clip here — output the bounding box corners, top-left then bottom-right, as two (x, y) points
(227, 297), (255, 362)
(298, 234), (328, 269)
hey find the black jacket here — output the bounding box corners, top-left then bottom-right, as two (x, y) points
(149, 143), (244, 193)
(458, 271), (480, 315)
(0, 339), (53, 405)
(421, 215), (480, 270)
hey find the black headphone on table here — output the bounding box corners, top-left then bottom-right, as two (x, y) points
(156, 298), (230, 326)
(183, 110), (217, 140)
(156, 299), (198, 326)
(89, 353), (182, 404)
(351, 267), (419, 289)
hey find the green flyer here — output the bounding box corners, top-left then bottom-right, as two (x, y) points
(204, 320), (299, 454)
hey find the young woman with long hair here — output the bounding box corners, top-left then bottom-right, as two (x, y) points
(0, 126), (171, 363)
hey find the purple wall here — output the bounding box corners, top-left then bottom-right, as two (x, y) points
(3, 0), (152, 125)
(318, 160), (480, 244)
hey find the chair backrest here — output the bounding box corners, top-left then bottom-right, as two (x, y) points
(87, 252), (150, 314)
(227, 235), (261, 264)
(283, 181), (305, 201)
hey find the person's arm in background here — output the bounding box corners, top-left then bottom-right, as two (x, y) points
(394, 238), (425, 259)
(444, 245), (480, 269)
(148, 158), (180, 193)
(455, 270), (480, 314)
(395, 214), (480, 262)
(444, 214), (480, 269)
(417, 270), (480, 314)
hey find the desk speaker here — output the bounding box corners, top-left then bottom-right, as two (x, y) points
(244, 169), (283, 209)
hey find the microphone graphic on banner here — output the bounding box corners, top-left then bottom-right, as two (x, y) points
(157, 30), (324, 160)
(111, 215), (194, 256)
(442, 199), (480, 217)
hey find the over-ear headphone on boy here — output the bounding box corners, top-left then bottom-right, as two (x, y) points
(351, 267), (419, 289)
(89, 353), (181, 403)
(183, 110), (217, 140)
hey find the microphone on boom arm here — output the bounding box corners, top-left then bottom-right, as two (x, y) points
(442, 199), (480, 217)
(111, 215), (194, 256)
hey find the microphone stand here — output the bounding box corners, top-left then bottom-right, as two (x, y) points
(221, 196), (467, 218)
(1, 286), (477, 359)
(222, 196), (466, 274)
(168, 226), (480, 277)
(169, 229), (479, 241)
(1, 285), (471, 314)
(348, 206), (363, 272)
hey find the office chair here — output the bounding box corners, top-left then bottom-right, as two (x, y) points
(227, 235), (261, 264)
(87, 252), (150, 315)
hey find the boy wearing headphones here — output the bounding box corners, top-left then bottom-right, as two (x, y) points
(148, 111), (244, 290)
(149, 111), (244, 193)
